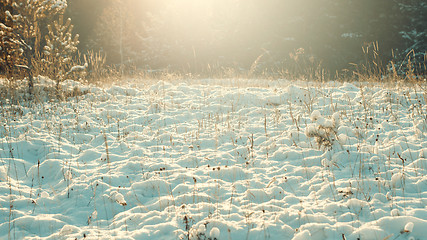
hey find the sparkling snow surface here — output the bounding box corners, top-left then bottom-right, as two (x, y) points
(0, 79), (426, 239)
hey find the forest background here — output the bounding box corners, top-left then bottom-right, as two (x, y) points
(2, 0), (426, 81)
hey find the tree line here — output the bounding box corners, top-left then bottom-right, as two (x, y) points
(66, 0), (426, 78)
(1, 0), (426, 83)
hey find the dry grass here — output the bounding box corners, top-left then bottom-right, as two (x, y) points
(1, 45), (426, 102)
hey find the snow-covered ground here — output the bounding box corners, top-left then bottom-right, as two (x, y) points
(0, 78), (426, 239)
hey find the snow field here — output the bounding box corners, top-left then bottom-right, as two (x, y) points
(0, 79), (426, 239)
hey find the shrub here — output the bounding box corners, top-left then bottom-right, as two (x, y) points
(305, 110), (340, 150)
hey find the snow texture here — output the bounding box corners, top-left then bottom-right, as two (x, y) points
(0, 78), (426, 239)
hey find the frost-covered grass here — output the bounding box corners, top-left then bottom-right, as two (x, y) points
(0, 78), (426, 239)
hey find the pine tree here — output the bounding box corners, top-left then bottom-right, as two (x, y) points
(94, 0), (143, 68)
(0, 0), (23, 80)
(395, 0), (427, 75)
(44, 15), (80, 90)
(0, 0), (66, 94)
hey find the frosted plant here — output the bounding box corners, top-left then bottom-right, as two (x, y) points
(210, 227), (220, 239)
(305, 110), (340, 150)
(44, 15), (83, 91)
(0, 0), (67, 93)
(109, 191), (127, 206)
(0, 7), (24, 81)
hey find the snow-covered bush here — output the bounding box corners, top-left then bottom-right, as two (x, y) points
(44, 15), (84, 91)
(0, 0), (67, 93)
(305, 110), (340, 150)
